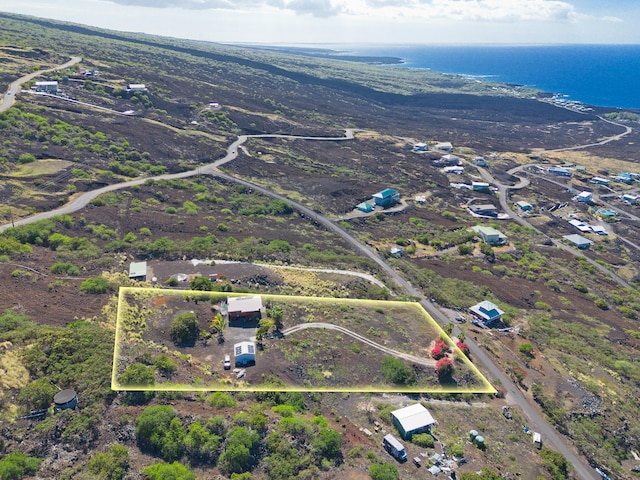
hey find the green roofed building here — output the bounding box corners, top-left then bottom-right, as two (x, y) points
(472, 225), (507, 245)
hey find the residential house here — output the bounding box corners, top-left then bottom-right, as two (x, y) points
(391, 404), (436, 440)
(227, 295), (263, 322)
(412, 143), (427, 152)
(591, 177), (610, 186)
(472, 181), (491, 192)
(373, 189), (400, 208)
(127, 83), (147, 92)
(611, 173), (634, 185)
(472, 225), (507, 245)
(234, 341), (256, 367)
(574, 191), (592, 203)
(469, 204), (498, 217)
(473, 157), (488, 167)
(128, 261), (147, 281)
(568, 219), (591, 233)
(515, 201), (533, 211)
(621, 194), (640, 204)
(390, 247), (403, 257)
(35, 81), (58, 93)
(442, 165), (464, 174)
(591, 225), (608, 236)
(547, 166), (571, 177)
(563, 234), (593, 249)
(435, 142), (453, 152)
(470, 300), (504, 324)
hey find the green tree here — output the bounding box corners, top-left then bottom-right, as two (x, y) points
(87, 444), (129, 480)
(160, 417), (186, 462)
(312, 428), (342, 460)
(184, 422), (221, 464)
(368, 462), (399, 480)
(152, 354), (178, 377)
(540, 447), (570, 480)
(412, 433), (435, 448)
(142, 462), (196, 480)
(267, 305), (284, 330)
(519, 342), (534, 358)
(170, 312), (199, 346)
(0, 451), (41, 480)
(136, 405), (178, 455)
(50, 261), (80, 276)
(210, 313), (226, 342)
(118, 363), (155, 405)
(190, 276), (213, 291)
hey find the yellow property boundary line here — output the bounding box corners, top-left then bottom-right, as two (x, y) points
(112, 287), (496, 394)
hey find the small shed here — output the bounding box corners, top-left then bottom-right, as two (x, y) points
(234, 341), (256, 367)
(470, 300), (504, 324)
(54, 388), (78, 412)
(356, 202), (374, 213)
(373, 189), (400, 208)
(591, 177), (610, 186)
(391, 403), (436, 440)
(227, 295), (263, 322)
(443, 165), (464, 174)
(569, 219), (591, 232)
(127, 83), (147, 92)
(129, 261), (147, 281)
(563, 234), (593, 249)
(390, 247), (403, 257)
(515, 201), (532, 211)
(412, 143), (427, 152)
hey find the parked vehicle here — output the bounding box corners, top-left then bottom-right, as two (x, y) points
(533, 432), (542, 449)
(383, 434), (407, 462)
(223, 355), (231, 370)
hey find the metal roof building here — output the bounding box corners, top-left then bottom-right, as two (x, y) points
(470, 300), (504, 324)
(234, 341), (256, 367)
(391, 403), (436, 440)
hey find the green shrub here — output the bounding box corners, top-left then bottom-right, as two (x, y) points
(519, 343), (534, 358)
(165, 207), (177, 214)
(87, 444), (129, 480)
(17, 379), (57, 411)
(369, 463), (399, 480)
(207, 391), (237, 408)
(79, 276), (113, 294)
(142, 462), (195, 480)
(17, 153), (37, 164)
(594, 298), (609, 310)
(153, 354), (178, 376)
(411, 433), (435, 448)
(50, 261), (80, 276)
(381, 356), (416, 385)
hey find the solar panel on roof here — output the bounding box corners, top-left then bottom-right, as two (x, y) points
(235, 346), (242, 355)
(248, 345), (255, 354)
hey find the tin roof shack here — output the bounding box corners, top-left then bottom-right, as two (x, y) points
(227, 295), (263, 323)
(234, 341), (256, 367)
(391, 403), (436, 440)
(129, 261), (147, 281)
(563, 234), (594, 249)
(54, 389), (78, 412)
(472, 225), (507, 246)
(469, 204), (498, 217)
(470, 300), (504, 325)
(373, 189), (400, 208)
(35, 81), (59, 93)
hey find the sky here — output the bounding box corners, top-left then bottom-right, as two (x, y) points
(0, 0), (639, 45)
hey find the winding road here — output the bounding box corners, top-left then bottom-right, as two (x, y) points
(281, 322), (435, 368)
(2, 56), (615, 480)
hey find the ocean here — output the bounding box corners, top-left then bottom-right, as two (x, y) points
(337, 44), (640, 110)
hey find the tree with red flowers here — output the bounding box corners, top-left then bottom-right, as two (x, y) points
(456, 339), (470, 356)
(431, 338), (449, 360)
(435, 357), (453, 381)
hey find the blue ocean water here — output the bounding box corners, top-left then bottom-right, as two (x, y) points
(340, 45), (640, 110)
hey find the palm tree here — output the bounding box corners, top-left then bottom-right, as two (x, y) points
(211, 313), (226, 343)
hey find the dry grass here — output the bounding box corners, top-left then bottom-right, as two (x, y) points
(0, 350), (30, 390)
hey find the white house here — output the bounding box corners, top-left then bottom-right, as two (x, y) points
(574, 191), (592, 203)
(127, 83), (147, 92)
(470, 300), (504, 324)
(234, 341), (256, 367)
(435, 142), (453, 152)
(35, 81), (58, 93)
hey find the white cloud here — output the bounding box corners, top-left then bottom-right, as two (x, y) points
(601, 15), (623, 23)
(103, 0), (580, 21)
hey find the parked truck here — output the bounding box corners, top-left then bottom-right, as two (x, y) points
(533, 432), (542, 449)
(383, 434), (407, 462)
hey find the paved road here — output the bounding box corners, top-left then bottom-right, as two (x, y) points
(0, 56), (82, 112)
(281, 322), (435, 368)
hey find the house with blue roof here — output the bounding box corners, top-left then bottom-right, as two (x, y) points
(356, 202), (374, 213)
(373, 189), (400, 208)
(470, 300), (504, 325)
